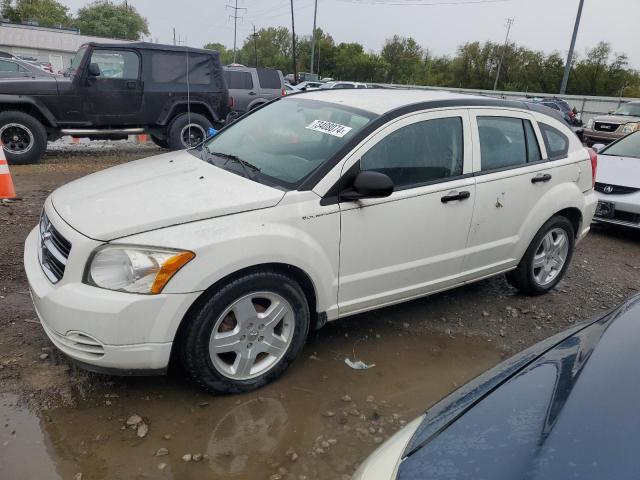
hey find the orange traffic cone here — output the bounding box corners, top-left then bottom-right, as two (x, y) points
(0, 143), (17, 200)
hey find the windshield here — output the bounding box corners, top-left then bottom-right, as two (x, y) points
(68, 46), (88, 75)
(199, 98), (374, 188)
(614, 103), (640, 117)
(601, 131), (640, 159)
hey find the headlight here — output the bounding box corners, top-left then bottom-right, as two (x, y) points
(622, 122), (639, 134)
(587, 118), (595, 129)
(86, 245), (195, 294)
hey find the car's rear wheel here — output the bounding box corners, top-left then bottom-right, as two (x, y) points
(167, 113), (212, 150)
(506, 215), (575, 295)
(0, 111), (47, 165)
(180, 271), (310, 394)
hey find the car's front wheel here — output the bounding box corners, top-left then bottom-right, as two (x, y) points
(0, 111), (47, 165)
(180, 271), (310, 394)
(506, 215), (575, 295)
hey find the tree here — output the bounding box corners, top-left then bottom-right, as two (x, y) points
(203, 42), (234, 65)
(381, 35), (423, 84)
(74, 0), (149, 40)
(1, 0), (72, 27)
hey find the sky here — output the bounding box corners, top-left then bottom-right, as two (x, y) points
(62, 0), (640, 68)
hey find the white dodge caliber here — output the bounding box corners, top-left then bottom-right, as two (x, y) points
(24, 90), (598, 393)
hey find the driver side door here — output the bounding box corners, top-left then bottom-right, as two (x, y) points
(337, 110), (476, 315)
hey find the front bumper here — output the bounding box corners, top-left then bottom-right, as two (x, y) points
(24, 218), (200, 372)
(583, 128), (622, 144)
(592, 190), (640, 229)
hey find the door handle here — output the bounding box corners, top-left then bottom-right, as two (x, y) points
(441, 190), (471, 203)
(126, 81), (138, 89)
(531, 173), (552, 184)
(248, 91), (257, 96)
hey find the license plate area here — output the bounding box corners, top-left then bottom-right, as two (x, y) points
(596, 201), (616, 218)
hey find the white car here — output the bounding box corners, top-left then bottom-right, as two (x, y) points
(24, 90), (597, 393)
(320, 80), (368, 89)
(592, 131), (640, 228)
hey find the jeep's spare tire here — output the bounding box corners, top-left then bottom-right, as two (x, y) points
(167, 113), (212, 150)
(0, 111), (47, 165)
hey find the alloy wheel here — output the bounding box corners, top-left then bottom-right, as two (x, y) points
(532, 227), (569, 286)
(180, 123), (206, 148)
(208, 292), (295, 381)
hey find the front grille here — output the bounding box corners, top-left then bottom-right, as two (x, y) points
(39, 212), (72, 283)
(594, 122), (621, 132)
(595, 183), (640, 195)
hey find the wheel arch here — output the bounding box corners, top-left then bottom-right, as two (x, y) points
(0, 99), (57, 128)
(170, 262), (322, 365)
(157, 101), (221, 126)
(555, 207), (582, 239)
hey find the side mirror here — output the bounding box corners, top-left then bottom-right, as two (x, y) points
(592, 143), (606, 153)
(340, 170), (394, 201)
(88, 63), (101, 77)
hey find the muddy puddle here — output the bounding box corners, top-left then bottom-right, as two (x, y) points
(1, 322), (503, 480)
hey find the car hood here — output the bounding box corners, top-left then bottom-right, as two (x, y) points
(592, 114), (640, 124)
(51, 150), (286, 241)
(398, 296), (640, 480)
(0, 75), (59, 94)
(597, 154), (640, 188)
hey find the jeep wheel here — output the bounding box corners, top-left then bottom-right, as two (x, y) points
(167, 113), (212, 150)
(0, 111), (47, 165)
(179, 271), (310, 394)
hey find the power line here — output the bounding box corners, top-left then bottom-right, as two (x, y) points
(332, 0), (512, 5)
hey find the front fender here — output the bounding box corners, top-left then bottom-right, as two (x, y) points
(0, 94), (58, 126)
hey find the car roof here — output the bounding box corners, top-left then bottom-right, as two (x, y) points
(85, 42), (219, 57)
(296, 88), (529, 115)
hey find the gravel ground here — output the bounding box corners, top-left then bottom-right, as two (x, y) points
(1, 144), (639, 479)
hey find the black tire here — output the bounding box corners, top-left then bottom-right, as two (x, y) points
(167, 112), (212, 150)
(506, 215), (575, 296)
(150, 134), (170, 149)
(0, 110), (47, 165)
(179, 271), (310, 394)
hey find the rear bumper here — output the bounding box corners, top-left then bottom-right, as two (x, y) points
(24, 225), (200, 372)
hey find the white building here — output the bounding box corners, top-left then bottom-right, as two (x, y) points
(0, 20), (128, 73)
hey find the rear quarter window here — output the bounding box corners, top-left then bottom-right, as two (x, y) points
(224, 70), (254, 89)
(539, 123), (569, 160)
(150, 52), (213, 85)
(256, 68), (281, 89)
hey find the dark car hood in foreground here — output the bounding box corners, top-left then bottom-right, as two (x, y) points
(399, 296), (640, 480)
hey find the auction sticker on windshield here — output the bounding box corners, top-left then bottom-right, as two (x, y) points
(306, 120), (353, 138)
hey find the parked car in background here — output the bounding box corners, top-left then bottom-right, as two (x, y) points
(295, 80), (324, 90)
(320, 80), (369, 89)
(284, 83), (300, 93)
(354, 294), (640, 480)
(592, 130), (640, 229)
(0, 56), (54, 78)
(525, 97), (581, 126)
(25, 90), (596, 395)
(223, 65), (285, 113)
(0, 42), (229, 164)
(584, 101), (640, 146)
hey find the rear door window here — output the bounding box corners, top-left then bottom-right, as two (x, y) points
(0, 60), (25, 72)
(224, 70), (253, 90)
(539, 123), (569, 160)
(478, 117), (541, 171)
(256, 68), (281, 89)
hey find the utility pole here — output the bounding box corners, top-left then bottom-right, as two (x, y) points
(252, 25), (258, 67)
(226, 0), (246, 64)
(173, 27), (176, 46)
(309, 0), (318, 75)
(493, 17), (514, 91)
(290, 0), (297, 83)
(560, 0), (585, 94)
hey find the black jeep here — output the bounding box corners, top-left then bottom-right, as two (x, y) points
(0, 42), (229, 164)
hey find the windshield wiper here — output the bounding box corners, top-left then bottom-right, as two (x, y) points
(208, 151), (261, 179)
